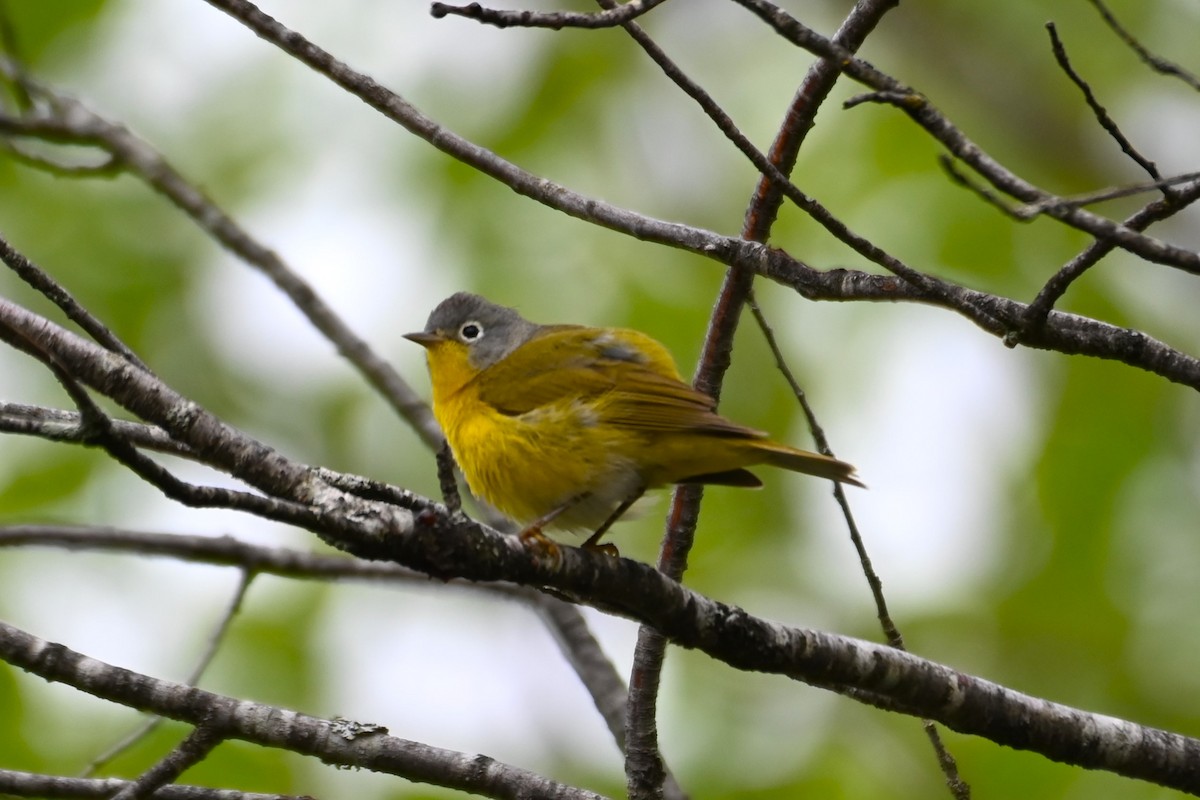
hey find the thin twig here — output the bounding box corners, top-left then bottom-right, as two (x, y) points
(3, 619), (607, 799)
(1087, 0), (1200, 92)
(197, 0), (1200, 377)
(0, 767), (306, 800)
(430, 0), (668, 28)
(748, 292), (968, 798)
(0, 315), (326, 531)
(109, 724), (225, 800)
(622, 0), (908, 795)
(0, 137), (122, 175)
(940, 155), (1200, 220)
(1018, 178), (1200, 339)
(0, 234), (151, 371)
(1046, 21), (1160, 181)
(84, 572), (255, 777)
(1023, 171), (1200, 212)
(0, 0), (34, 111)
(0, 521), (642, 774)
(8, 585), (1200, 795)
(0, 53), (441, 451)
(733, 0), (1200, 276)
(591, 0), (996, 337)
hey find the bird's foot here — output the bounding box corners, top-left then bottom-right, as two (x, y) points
(518, 525), (560, 558)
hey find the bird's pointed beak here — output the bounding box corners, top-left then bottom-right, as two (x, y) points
(403, 331), (442, 348)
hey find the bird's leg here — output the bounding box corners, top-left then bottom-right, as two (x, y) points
(518, 493), (589, 549)
(581, 487), (645, 557)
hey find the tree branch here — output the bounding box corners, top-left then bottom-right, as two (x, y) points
(730, 0), (1200, 275)
(430, 0), (668, 28)
(0, 621), (605, 800)
(0, 54), (441, 451)
(0, 523), (641, 784)
(0, 402), (193, 457)
(620, 0), (901, 786)
(84, 572), (254, 777)
(0, 235), (150, 371)
(0, 767), (303, 800)
(190, 0), (1200, 389)
(760, 252), (1200, 390)
(1045, 21), (1160, 181)
(1086, 0), (1200, 92)
(109, 725), (225, 800)
(1, 305), (1198, 791)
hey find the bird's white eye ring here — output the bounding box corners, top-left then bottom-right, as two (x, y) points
(459, 321), (483, 342)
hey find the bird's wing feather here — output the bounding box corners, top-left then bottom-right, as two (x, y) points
(475, 326), (764, 439)
(475, 326), (623, 415)
(603, 370), (765, 438)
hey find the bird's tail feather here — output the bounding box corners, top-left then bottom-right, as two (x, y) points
(758, 442), (865, 488)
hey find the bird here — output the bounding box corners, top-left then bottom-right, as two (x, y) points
(406, 292), (862, 551)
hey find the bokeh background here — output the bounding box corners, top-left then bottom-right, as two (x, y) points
(2, 0), (1199, 797)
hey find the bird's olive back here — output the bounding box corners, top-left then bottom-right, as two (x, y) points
(424, 292), (540, 370)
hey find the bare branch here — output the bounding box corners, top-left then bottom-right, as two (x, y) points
(85, 572), (255, 777)
(529, 595), (632, 752)
(0, 293), (416, 528)
(430, 0), (668, 29)
(731, 0), (1200, 275)
(0, 524), (644, 781)
(0, 2), (35, 111)
(0, 54), (441, 451)
(0, 524), (426, 581)
(191, 0), (1199, 388)
(200, 0), (741, 266)
(3, 307), (1195, 787)
(0, 767), (300, 800)
(940, 157), (1200, 221)
(1087, 0), (1200, 92)
(27, 342), (324, 530)
(1046, 21), (1160, 180)
(1019, 180), (1200, 337)
(0, 137), (121, 175)
(761, 253), (1200, 390)
(748, 293), (968, 798)
(0, 402), (193, 457)
(109, 725), (225, 800)
(436, 439), (463, 513)
(0, 620), (606, 800)
(609, 0), (948, 792)
(6, 573), (1200, 795)
(590, 0), (997, 339)
(0, 234), (150, 371)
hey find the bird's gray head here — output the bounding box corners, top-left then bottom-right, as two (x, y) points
(407, 292), (540, 370)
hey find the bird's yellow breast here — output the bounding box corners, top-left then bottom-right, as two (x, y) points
(423, 338), (641, 529)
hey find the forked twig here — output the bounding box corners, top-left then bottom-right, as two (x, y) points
(939, 155), (1200, 221)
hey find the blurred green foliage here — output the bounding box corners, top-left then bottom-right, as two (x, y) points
(2, 0), (1198, 798)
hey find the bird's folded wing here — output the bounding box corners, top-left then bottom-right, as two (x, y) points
(476, 326), (763, 439)
(602, 370), (765, 438)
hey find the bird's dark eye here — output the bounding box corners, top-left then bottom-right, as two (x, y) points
(459, 321), (483, 342)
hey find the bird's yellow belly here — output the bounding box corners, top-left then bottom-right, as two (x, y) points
(441, 394), (642, 531)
